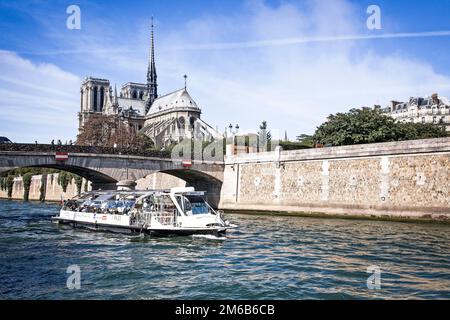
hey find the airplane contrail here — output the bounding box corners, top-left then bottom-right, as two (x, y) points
(169, 30), (450, 50)
(5, 30), (450, 56)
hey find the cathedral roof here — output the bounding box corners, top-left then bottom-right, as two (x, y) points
(117, 98), (146, 116)
(146, 88), (200, 116)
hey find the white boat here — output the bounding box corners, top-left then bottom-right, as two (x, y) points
(52, 187), (237, 237)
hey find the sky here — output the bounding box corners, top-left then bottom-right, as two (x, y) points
(0, 0), (449, 143)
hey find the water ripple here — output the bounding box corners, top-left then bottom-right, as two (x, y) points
(0, 200), (449, 299)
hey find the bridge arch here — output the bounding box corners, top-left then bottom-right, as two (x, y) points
(159, 169), (223, 208)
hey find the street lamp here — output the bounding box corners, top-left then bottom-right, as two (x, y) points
(228, 124), (239, 135)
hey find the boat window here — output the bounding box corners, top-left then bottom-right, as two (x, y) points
(185, 196), (209, 215)
(182, 196), (192, 212)
(156, 195), (177, 212)
(175, 195), (183, 211)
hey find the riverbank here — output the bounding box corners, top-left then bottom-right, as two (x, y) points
(220, 137), (450, 223)
(223, 209), (450, 225)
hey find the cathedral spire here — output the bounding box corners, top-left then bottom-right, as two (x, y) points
(114, 84), (118, 103)
(112, 84), (119, 112)
(146, 17), (157, 112)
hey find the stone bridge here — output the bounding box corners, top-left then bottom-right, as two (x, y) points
(0, 147), (225, 206)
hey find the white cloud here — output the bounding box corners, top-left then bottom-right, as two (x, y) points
(156, 0), (450, 136)
(0, 50), (80, 142)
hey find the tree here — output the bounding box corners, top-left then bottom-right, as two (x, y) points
(77, 114), (155, 151)
(295, 134), (315, 148)
(77, 115), (134, 147)
(313, 107), (447, 146)
(395, 122), (448, 141)
(258, 121), (272, 151)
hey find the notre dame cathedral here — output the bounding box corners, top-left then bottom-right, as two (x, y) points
(78, 20), (222, 148)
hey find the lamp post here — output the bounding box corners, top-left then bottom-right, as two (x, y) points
(119, 114), (125, 151)
(227, 124), (239, 155)
(228, 123), (239, 136)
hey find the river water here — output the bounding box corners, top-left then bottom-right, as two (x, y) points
(0, 200), (449, 300)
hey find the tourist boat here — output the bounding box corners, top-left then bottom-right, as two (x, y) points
(51, 187), (237, 237)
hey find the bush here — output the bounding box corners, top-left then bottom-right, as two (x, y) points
(279, 141), (313, 150)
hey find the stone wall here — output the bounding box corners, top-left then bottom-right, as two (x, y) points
(219, 137), (450, 221)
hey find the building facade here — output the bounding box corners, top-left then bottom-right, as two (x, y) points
(78, 20), (221, 147)
(379, 93), (450, 131)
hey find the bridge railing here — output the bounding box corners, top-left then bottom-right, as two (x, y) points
(0, 143), (172, 158)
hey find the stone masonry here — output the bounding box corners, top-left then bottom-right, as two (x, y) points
(220, 137), (450, 221)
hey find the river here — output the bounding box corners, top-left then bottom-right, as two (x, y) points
(0, 200), (449, 299)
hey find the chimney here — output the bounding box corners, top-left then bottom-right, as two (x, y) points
(431, 93), (439, 105)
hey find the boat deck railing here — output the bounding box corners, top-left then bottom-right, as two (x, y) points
(153, 210), (176, 226)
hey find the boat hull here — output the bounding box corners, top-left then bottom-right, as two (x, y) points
(52, 216), (230, 237)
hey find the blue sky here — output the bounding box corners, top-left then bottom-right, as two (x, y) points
(1, 0), (449, 142)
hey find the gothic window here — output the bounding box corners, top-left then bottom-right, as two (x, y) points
(132, 90), (137, 99)
(139, 91), (144, 100)
(99, 87), (105, 112)
(93, 87), (98, 112)
(179, 117), (185, 128)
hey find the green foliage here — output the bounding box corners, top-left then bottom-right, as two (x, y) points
(74, 176), (83, 195)
(0, 167), (60, 178)
(135, 132), (155, 152)
(258, 121), (272, 151)
(0, 176), (6, 191)
(279, 141), (313, 150)
(57, 172), (72, 193)
(296, 134), (315, 146)
(39, 175), (46, 202)
(22, 173), (33, 201)
(6, 176), (14, 198)
(1, 175), (15, 198)
(395, 122), (448, 140)
(313, 108), (448, 146)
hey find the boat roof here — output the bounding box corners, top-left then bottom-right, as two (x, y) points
(71, 188), (206, 200)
